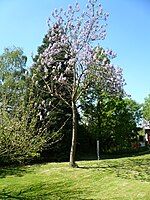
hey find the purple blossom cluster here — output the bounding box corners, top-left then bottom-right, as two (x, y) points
(105, 49), (117, 59)
(86, 47), (125, 95)
(32, 24), (74, 87)
(33, 0), (124, 102)
(46, 0), (110, 70)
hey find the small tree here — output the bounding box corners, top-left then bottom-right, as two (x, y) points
(32, 0), (124, 167)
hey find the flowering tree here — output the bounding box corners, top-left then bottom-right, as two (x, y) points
(32, 0), (124, 167)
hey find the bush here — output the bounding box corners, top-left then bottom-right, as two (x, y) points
(0, 108), (47, 165)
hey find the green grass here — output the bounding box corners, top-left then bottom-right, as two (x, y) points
(0, 154), (150, 199)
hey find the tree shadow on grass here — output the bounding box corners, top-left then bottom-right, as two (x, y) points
(0, 161), (52, 179)
(0, 165), (35, 179)
(0, 182), (89, 200)
(0, 189), (23, 200)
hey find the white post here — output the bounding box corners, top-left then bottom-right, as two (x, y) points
(97, 140), (100, 160)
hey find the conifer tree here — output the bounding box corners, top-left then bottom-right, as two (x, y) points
(31, 25), (73, 160)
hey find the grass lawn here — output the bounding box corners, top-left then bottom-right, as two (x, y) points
(0, 154), (150, 199)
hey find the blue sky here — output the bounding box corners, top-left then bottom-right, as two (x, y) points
(0, 0), (150, 103)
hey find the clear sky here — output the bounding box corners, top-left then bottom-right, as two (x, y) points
(0, 0), (150, 104)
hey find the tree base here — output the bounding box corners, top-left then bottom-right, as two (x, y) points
(69, 162), (79, 168)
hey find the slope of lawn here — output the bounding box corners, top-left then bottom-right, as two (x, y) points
(0, 154), (150, 200)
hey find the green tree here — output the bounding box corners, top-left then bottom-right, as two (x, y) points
(0, 47), (47, 165)
(111, 98), (141, 150)
(143, 94), (150, 121)
(0, 47), (27, 111)
(82, 93), (141, 152)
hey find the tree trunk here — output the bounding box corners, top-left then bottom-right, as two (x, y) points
(69, 100), (78, 167)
